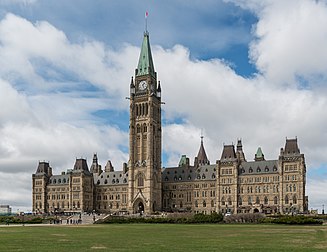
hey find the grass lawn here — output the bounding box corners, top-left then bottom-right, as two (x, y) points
(0, 224), (326, 251)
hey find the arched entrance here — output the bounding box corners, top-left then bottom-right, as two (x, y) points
(133, 199), (144, 214)
(253, 208), (259, 213)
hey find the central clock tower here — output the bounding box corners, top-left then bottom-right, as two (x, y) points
(128, 31), (162, 214)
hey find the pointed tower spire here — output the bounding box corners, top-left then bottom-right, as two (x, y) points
(135, 32), (156, 78)
(90, 153), (102, 174)
(195, 135), (210, 166)
(254, 147), (265, 161)
(236, 139), (246, 162)
(105, 160), (114, 172)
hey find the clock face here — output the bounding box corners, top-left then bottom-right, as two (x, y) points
(139, 80), (147, 91)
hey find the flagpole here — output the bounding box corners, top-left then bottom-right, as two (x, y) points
(145, 11), (148, 32)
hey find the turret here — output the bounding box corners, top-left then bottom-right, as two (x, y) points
(194, 136), (210, 167)
(254, 147), (265, 161)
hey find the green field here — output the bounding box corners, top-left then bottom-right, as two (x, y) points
(0, 224), (326, 251)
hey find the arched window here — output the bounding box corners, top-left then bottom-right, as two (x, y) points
(264, 196), (268, 205)
(143, 123), (147, 133)
(248, 196), (252, 205)
(203, 201), (206, 207)
(136, 124), (141, 133)
(137, 174), (144, 187)
(285, 195), (289, 204)
(239, 196), (242, 206)
(256, 196), (260, 204)
(145, 103), (148, 115)
(221, 197), (225, 206)
(180, 201), (183, 208)
(257, 167), (261, 172)
(211, 200), (214, 207)
(228, 197), (232, 205)
(293, 195), (297, 204)
(274, 196), (278, 205)
(293, 184), (296, 192)
(195, 200), (198, 207)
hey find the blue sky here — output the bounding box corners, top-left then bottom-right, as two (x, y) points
(0, 0), (326, 211)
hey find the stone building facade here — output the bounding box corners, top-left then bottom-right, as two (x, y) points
(32, 31), (307, 215)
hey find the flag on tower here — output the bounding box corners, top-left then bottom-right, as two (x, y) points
(145, 11), (149, 18)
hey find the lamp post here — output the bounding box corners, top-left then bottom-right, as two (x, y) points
(322, 204), (325, 215)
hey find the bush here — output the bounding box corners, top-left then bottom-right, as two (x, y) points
(268, 215), (323, 225)
(224, 213), (265, 224)
(99, 212), (224, 224)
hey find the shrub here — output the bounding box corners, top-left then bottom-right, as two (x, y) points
(269, 215), (323, 225)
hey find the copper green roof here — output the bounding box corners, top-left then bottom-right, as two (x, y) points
(178, 155), (188, 167)
(136, 32), (155, 77)
(256, 147), (264, 158)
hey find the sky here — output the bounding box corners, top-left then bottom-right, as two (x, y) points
(0, 0), (326, 212)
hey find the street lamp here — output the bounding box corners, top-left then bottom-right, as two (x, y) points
(322, 204), (325, 215)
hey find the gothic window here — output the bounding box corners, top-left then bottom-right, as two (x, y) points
(143, 123), (147, 133)
(137, 174), (144, 187)
(274, 196), (278, 205)
(256, 196), (260, 204)
(285, 195), (289, 204)
(239, 196), (242, 206)
(228, 197), (232, 205)
(293, 195), (297, 204)
(211, 200), (214, 207)
(136, 124), (141, 133)
(264, 196), (268, 205)
(195, 200), (198, 207)
(221, 197), (225, 206)
(203, 201), (206, 207)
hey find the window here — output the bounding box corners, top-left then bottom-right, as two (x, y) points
(248, 196), (252, 205)
(211, 200), (214, 207)
(195, 200), (198, 207)
(239, 196), (242, 206)
(285, 195), (289, 204)
(256, 196), (260, 204)
(137, 175), (144, 187)
(293, 195), (297, 204)
(264, 196), (268, 205)
(221, 197), (225, 206)
(257, 167), (261, 172)
(203, 201), (206, 207)
(228, 197), (232, 205)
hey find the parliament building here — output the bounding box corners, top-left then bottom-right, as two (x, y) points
(32, 31), (308, 215)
